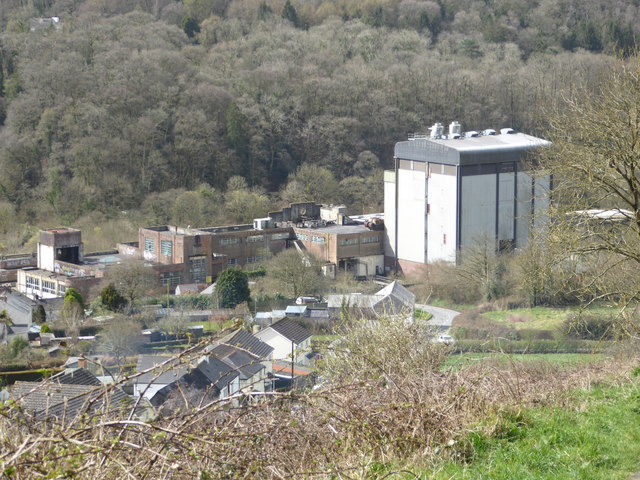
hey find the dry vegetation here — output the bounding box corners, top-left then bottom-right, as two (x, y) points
(1, 321), (638, 479)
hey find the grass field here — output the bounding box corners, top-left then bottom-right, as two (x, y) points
(414, 309), (433, 321)
(444, 352), (604, 370)
(426, 381), (640, 479)
(482, 305), (620, 331)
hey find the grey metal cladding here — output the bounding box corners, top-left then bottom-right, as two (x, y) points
(394, 140), (459, 165)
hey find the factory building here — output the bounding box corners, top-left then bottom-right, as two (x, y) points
(384, 122), (550, 274)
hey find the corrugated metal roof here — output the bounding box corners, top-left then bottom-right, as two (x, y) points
(394, 132), (549, 166)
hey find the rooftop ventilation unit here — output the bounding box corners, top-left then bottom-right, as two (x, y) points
(464, 131), (479, 138)
(483, 129), (497, 135)
(500, 128), (515, 134)
(449, 121), (461, 136)
(429, 122), (444, 139)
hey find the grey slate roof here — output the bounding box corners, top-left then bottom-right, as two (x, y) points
(209, 344), (264, 380)
(135, 354), (239, 405)
(10, 369), (130, 420)
(269, 318), (312, 344)
(218, 329), (274, 359)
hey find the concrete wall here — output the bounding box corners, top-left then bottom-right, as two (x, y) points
(391, 168), (427, 264)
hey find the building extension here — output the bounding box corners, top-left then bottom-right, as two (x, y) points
(384, 122), (550, 274)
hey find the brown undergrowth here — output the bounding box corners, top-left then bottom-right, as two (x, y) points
(0, 342), (637, 479)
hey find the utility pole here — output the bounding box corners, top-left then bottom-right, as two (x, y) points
(291, 340), (295, 389)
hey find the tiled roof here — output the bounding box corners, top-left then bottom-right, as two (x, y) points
(135, 356), (190, 386)
(219, 329), (274, 359)
(136, 355), (238, 392)
(269, 318), (312, 344)
(210, 345), (264, 380)
(11, 370), (130, 420)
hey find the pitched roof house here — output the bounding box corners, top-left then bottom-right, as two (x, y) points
(134, 355), (239, 407)
(254, 318), (313, 366)
(10, 369), (131, 420)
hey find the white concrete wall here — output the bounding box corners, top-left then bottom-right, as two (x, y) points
(396, 168), (427, 263)
(355, 255), (384, 277)
(427, 166), (457, 262)
(37, 244), (55, 271)
(383, 171), (396, 261)
(460, 174), (497, 248)
(255, 328), (294, 362)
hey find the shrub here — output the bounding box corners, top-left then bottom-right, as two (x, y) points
(561, 313), (616, 340)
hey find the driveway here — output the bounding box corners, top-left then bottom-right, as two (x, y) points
(416, 304), (459, 331)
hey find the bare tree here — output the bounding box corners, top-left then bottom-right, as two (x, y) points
(105, 260), (157, 314)
(541, 58), (640, 335)
(99, 317), (143, 366)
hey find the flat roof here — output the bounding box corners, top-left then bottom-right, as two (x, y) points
(395, 132), (550, 166)
(294, 224), (372, 235)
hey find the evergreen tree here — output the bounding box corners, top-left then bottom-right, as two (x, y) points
(32, 304), (46, 324)
(216, 268), (250, 308)
(282, 0), (299, 28)
(100, 283), (127, 312)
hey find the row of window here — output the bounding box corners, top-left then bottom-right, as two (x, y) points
(160, 271), (182, 286)
(145, 232), (293, 255)
(297, 234), (381, 246)
(25, 276), (66, 294)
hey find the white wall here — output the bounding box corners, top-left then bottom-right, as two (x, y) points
(255, 328), (295, 362)
(383, 171), (396, 261)
(37, 243), (55, 271)
(427, 166), (457, 262)
(355, 255), (384, 277)
(396, 168), (427, 263)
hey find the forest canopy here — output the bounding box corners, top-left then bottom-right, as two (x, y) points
(0, 0), (635, 251)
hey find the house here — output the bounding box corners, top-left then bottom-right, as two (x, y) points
(9, 368), (132, 420)
(206, 328), (274, 393)
(385, 123), (550, 273)
(254, 318), (313, 366)
(208, 344), (268, 393)
(326, 280), (415, 320)
(134, 355), (239, 407)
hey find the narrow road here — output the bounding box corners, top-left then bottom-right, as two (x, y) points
(415, 304), (459, 332)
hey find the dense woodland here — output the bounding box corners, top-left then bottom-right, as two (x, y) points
(0, 0), (637, 251)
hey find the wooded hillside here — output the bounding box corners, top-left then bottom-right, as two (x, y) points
(0, 0), (635, 250)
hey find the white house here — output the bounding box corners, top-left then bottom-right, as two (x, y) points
(384, 123), (550, 274)
(254, 318), (313, 366)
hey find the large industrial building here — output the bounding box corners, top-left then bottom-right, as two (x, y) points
(384, 122), (550, 274)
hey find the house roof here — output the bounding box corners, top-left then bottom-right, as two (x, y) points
(374, 281), (415, 308)
(210, 345), (264, 380)
(285, 305), (307, 315)
(11, 369), (130, 420)
(217, 329), (274, 359)
(135, 355), (238, 392)
(135, 356), (191, 385)
(269, 318), (312, 344)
